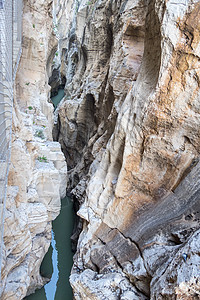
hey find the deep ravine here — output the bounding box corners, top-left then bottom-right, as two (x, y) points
(2, 0), (200, 299)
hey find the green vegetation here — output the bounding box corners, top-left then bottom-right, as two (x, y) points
(37, 156), (48, 163)
(87, 0), (96, 5)
(25, 82), (30, 86)
(28, 106), (33, 110)
(34, 129), (45, 139)
(33, 24), (35, 28)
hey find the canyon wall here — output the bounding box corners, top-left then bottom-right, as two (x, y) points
(54, 0), (200, 299)
(0, 0), (67, 298)
(1, 0), (200, 299)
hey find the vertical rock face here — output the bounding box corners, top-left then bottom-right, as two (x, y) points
(1, 0), (67, 299)
(54, 0), (200, 299)
(2, 0), (200, 298)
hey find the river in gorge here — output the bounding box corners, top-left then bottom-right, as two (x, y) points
(51, 88), (65, 109)
(24, 196), (75, 300)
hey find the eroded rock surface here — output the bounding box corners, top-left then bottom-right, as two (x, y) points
(52, 0), (200, 299)
(0, 0), (67, 298)
(2, 0), (200, 298)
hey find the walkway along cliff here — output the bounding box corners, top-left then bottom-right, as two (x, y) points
(0, 0), (23, 287)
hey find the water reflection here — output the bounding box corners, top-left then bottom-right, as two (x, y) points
(53, 197), (74, 299)
(44, 231), (58, 299)
(24, 197), (74, 300)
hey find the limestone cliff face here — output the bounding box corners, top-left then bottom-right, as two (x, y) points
(1, 0), (67, 299)
(54, 0), (200, 299)
(2, 0), (200, 298)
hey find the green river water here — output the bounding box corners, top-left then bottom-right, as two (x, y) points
(24, 197), (74, 300)
(51, 89), (65, 109)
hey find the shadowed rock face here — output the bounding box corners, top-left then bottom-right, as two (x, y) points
(125, 160), (200, 245)
(40, 0), (200, 299)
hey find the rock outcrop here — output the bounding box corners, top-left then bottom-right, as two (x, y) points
(0, 0), (67, 298)
(53, 0), (200, 299)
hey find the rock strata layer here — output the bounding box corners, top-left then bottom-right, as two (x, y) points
(53, 0), (200, 299)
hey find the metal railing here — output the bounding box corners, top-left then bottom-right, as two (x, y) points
(0, 0), (23, 287)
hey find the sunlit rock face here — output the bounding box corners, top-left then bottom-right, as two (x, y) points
(53, 0), (200, 299)
(1, 0), (67, 299)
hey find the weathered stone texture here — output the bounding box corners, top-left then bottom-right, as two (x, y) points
(0, 0), (67, 298)
(2, 0), (200, 298)
(53, 0), (200, 299)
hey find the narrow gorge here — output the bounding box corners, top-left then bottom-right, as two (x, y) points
(0, 0), (200, 299)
